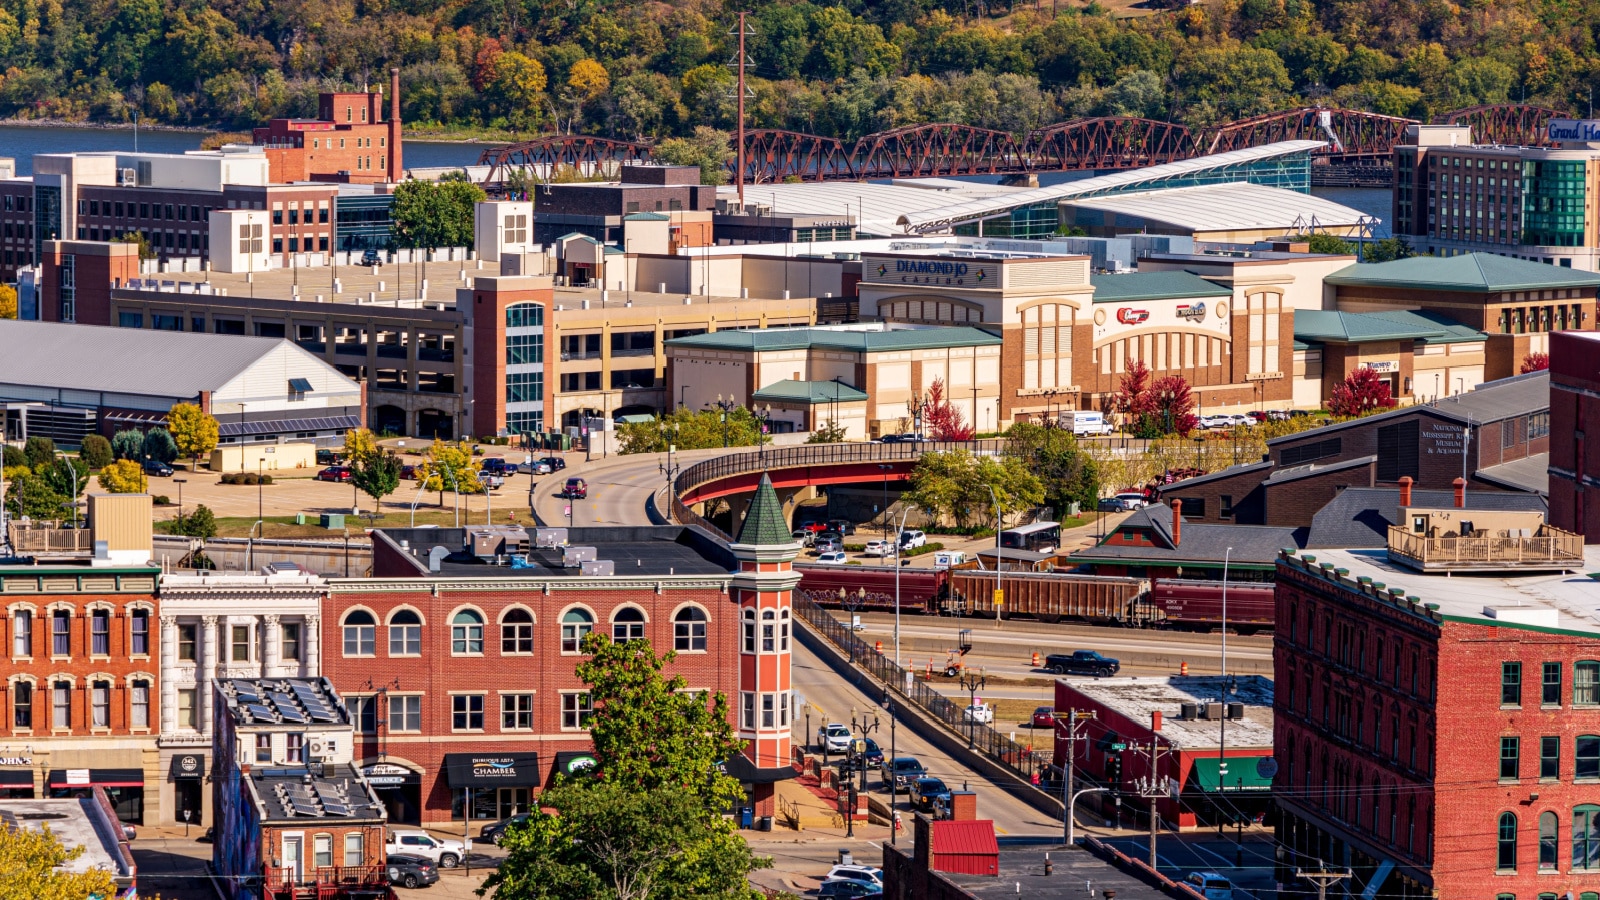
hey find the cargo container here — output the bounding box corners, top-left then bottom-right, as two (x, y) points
(1147, 578), (1275, 633)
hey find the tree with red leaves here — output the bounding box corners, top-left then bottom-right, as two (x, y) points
(1329, 366), (1397, 417)
(921, 377), (973, 441)
(1521, 352), (1549, 374)
(1114, 361), (1197, 436)
(1113, 360), (1157, 422)
(1149, 375), (1199, 436)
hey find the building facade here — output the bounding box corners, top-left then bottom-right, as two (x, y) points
(1550, 330), (1600, 542)
(252, 70), (402, 184)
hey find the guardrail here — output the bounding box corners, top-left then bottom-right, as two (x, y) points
(1386, 524), (1584, 569)
(793, 588), (1048, 786)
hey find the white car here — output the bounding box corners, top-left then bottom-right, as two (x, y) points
(824, 864), (884, 887)
(961, 703), (994, 725)
(817, 723), (853, 753)
(385, 830), (466, 868)
(816, 551), (848, 564)
(861, 540), (893, 557)
(897, 529), (926, 550)
(1113, 492), (1148, 510)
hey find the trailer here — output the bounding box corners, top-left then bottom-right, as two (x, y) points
(795, 563), (948, 614)
(1147, 578), (1275, 633)
(946, 570), (1151, 623)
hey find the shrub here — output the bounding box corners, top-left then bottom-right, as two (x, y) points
(79, 435), (114, 469)
(111, 430), (144, 461)
(152, 495), (171, 506)
(260, 474), (273, 485)
(2, 445), (24, 468)
(902, 542), (946, 558)
(171, 504), (218, 539)
(24, 436), (55, 467)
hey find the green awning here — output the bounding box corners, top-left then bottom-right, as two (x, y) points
(1190, 756), (1273, 793)
(614, 414), (657, 424)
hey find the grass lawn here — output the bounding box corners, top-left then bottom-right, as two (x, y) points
(981, 699), (1058, 751)
(155, 510), (511, 539)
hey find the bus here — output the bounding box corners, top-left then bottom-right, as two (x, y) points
(999, 521), (1060, 554)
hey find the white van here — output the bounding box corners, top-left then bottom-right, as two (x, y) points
(1185, 871), (1234, 900)
(1071, 411), (1113, 437)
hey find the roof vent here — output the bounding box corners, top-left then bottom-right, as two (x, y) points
(562, 546), (598, 568)
(427, 546), (450, 572)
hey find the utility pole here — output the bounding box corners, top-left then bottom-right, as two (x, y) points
(1218, 546), (1231, 839)
(729, 12), (753, 207)
(1059, 708), (1096, 845)
(1135, 737), (1165, 869)
(1296, 868), (1351, 900)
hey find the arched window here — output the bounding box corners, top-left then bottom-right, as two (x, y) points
(561, 609), (593, 653)
(1541, 811), (1560, 870)
(761, 610), (776, 653)
(612, 607), (646, 643)
(452, 610), (484, 654)
(389, 610), (421, 655)
(741, 610), (756, 654)
(779, 609), (791, 651)
(674, 607), (707, 652)
(1499, 812), (1518, 871)
(501, 609), (533, 654)
(1575, 805), (1600, 871)
(343, 610), (375, 656)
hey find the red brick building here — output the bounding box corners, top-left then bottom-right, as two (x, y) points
(322, 509), (796, 826)
(1274, 537), (1600, 899)
(253, 70), (402, 184)
(1551, 330), (1600, 542)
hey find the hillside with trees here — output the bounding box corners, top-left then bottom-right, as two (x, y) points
(0, 0), (1584, 137)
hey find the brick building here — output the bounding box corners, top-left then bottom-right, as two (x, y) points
(1550, 330), (1600, 542)
(321, 498), (797, 826)
(252, 70), (402, 184)
(531, 164), (717, 247)
(1272, 526), (1600, 899)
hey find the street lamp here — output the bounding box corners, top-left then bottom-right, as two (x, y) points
(752, 404), (772, 462)
(957, 667), (987, 748)
(705, 395), (738, 448)
(877, 464), (893, 544)
(173, 477), (187, 528)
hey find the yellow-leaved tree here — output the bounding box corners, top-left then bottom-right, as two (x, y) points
(0, 284), (17, 319)
(416, 440), (482, 506)
(342, 427), (379, 463)
(0, 819), (118, 900)
(97, 459), (148, 494)
(167, 403), (219, 471)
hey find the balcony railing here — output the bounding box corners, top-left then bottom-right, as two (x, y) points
(1387, 524), (1585, 571)
(264, 864), (389, 895)
(8, 522), (92, 554)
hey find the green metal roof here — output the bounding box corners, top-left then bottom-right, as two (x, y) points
(623, 212), (671, 221)
(555, 232), (602, 244)
(1360, 309), (1486, 345)
(736, 473), (793, 546)
(1090, 271), (1233, 303)
(1292, 310), (1445, 344)
(1324, 252), (1600, 293)
(666, 326), (1003, 354)
(751, 379), (870, 405)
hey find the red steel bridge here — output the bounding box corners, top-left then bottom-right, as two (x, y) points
(478, 104), (1566, 185)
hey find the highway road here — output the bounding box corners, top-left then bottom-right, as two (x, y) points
(530, 447), (727, 529)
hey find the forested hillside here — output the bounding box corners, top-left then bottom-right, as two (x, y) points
(0, 0), (1587, 137)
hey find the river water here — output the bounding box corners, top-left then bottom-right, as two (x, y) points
(0, 124), (1392, 235)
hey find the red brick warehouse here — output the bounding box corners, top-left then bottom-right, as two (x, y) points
(321, 519), (791, 827)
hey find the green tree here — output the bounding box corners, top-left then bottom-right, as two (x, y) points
(167, 402), (219, 470)
(79, 434), (113, 469)
(1362, 237), (1416, 263)
(391, 180), (487, 286)
(352, 449), (403, 511)
(141, 427), (178, 464)
(38, 457), (87, 502)
(2, 445), (24, 468)
(616, 406), (768, 454)
(652, 126), (733, 186)
(904, 448), (1043, 529)
(170, 503), (218, 538)
(4, 472), (67, 521)
(23, 436), (55, 468)
(111, 430), (144, 461)
(1003, 422), (1100, 515)
(806, 419), (849, 443)
(1291, 232), (1357, 255)
(0, 816), (118, 900)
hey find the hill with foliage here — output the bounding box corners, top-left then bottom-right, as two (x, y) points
(0, 0), (1581, 137)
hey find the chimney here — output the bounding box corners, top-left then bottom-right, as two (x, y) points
(948, 791), (978, 821)
(1170, 499), (1183, 546)
(1398, 475), (1412, 507)
(1452, 477), (1466, 508)
(1151, 710), (1163, 732)
(388, 67), (402, 180)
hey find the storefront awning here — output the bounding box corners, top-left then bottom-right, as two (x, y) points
(552, 751), (598, 780)
(48, 768), (144, 788)
(443, 753), (541, 789)
(1190, 757), (1273, 793)
(169, 754), (205, 781)
(721, 754), (801, 785)
(0, 769), (34, 787)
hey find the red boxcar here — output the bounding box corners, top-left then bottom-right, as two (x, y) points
(1148, 578), (1275, 632)
(794, 563), (949, 614)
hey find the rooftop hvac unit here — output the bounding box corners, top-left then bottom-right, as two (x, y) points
(535, 528), (568, 549)
(580, 559), (615, 577)
(118, 168), (138, 187)
(1202, 702), (1224, 720)
(562, 546), (598, 568)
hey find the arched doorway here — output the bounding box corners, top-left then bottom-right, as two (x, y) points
(374, 405), (407, 436)
(417, 410), (453, 440)
(359, 759), (424, 825)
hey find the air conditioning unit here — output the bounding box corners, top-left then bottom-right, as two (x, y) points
(307, 739), (327, 760)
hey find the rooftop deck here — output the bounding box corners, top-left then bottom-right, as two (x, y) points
(1385, 507), (1584, 573)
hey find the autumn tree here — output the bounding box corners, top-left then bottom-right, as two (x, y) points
(342, 427), (379, 462)
(417, 440), (482, 506)
(0, 284), (17, 319)
(97, 460), (148, 494)
(1149, 375), (1199, 437)
(0, 818), (117, 900)
(167, 402), (219, 471)
(920, 377), (973, 441)
(1329, 366), (1397, 417)
(1113, 359), (1156, 426)
(491, 51), (548, 131)
(1521, 352), (1550, 373)
(558, 58), (610, 133)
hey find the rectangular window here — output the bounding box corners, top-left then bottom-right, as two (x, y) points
(231, 625), (251, 662)
(52, 610), (70, 656)
(1219, 495), (1233, 520)
(507, 333), (543, 365)
(389, 696), (421, 732)
(1376, 420), (1421, 483)
(91, 610), (109, 655)
(178, 689), (196, 729)
(286, 733), (304, 763)
(12, 609), (31, 657)
(313, 834), (332, 869)
(89, 681), (110, 728)
(762, 694), (775, 728)
(349, 696), (377, 734)
(741, 692), (755, 730)
(344, 833), (364, 867)
(501, 694), (534, 730)
(281, 623), (301, 661)
(52, 681), (70, 728)
(452, 694), (485, 731)
(1542, 736), (1560, 779)
(12, 681), (32, 728)
(561, 693), (592, 730)
(1503, 662), (1523, 706)
(178, 624), (197, 661)
(1578, 735), (1600, 780)
(1577, 662), (1600, 705)
(131, 610), (149, 655)
(131, 680), (149, 728)
(256, 733), (272, 763)
(506, 371), (543, 404)
(1544, 662), (1562, 706)
(1501, 736), (1520, 780)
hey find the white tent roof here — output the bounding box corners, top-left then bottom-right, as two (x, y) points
(1062, 182), (1369, 233)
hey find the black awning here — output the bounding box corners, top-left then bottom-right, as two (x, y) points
(169, 754), (205, 780)
(0, 769), (34, 787)
(552, 751), (598, 780)
(443, 753), (541, 788)
(721, 754), (801, 785)
(47, 768), (144, 788)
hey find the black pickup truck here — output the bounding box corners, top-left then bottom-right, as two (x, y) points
(1042, 650), (1121, 677)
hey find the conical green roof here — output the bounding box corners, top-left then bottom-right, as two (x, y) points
(736, 473), (792, 546)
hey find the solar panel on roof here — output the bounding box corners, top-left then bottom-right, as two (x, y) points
(246, 703), (276, 722)
(308, 710), (339, 723)
(322, 802), (351, 816)
(276, 708), (308, 724)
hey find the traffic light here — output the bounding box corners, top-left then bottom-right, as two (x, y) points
(1106, 751), (1123, 786)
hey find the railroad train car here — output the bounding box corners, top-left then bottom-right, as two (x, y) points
(1146, 578), (1276, 633)
(793, 563), (949, 614)
(947, 569), (1150, 623)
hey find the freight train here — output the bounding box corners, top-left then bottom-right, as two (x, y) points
(794, 563), (1276, 631)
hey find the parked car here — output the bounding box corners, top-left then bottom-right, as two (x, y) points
(881, 756), (926, 788)
(541, 456), (566, 471)
(479, 457), (511, 476)
(815, 551), (848, 564)
(477, 471), (505, 489)
(799, 521), (828, 533)
(816, 723), (853, 753)
(386, 854), (439, 889)
(400, 464), (417, 480)
(826, 519), (857, 535)
(1032, 706), (1056, 729)
(910, 776), (953, 811)
(1113, 492), (1149, 510)
(315, 466), (352, 482)
(817, 881), (881, 899)
(1185, 871), (1235, 900)
(1268, 410), (1294, 422)
(1097, 498), (1123, 512)
(563, 477), (587, 499)
(877, 432), (926, 443)
(519, 458), (553, 475)
(478, 813), (532, 846)
(897, 529), (926, 550)
(361, 249), (385, 267)
(1042, 650), (1121, 677)
(961, 703), (994, 725)
(384, 830), (465, 869)
(839, 738), (884, 772)
(315, 449), (344, 466)
(1199, 414), (1231, 429)
(1246, 410), (1268, 423)
(143, 459), (174, 477)
(792, 529), (817, 547)
(861, 540), (893, 557)
(823, 864), (883, 887)
(811, 538), (842, 555)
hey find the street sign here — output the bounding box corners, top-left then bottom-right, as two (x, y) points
(1110, 743), (1126, 751)
(993, 589), (1004, 605)
(1074, 711), (1096, 720)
